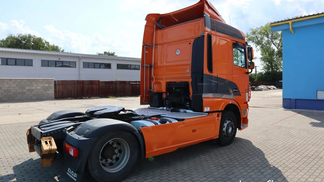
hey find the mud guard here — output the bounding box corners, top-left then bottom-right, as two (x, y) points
(47, 110), (85, 121)
(63, 118), (145, 182)
(40, 110), (85, 125)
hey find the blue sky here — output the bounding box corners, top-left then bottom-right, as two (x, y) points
(1, 0), (323, 70)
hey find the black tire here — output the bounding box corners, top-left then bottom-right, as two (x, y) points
(87, 130), (139, 182)
(218, 110), (237, 146)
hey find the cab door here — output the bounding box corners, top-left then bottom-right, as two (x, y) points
(232, 42), (249, 103)
(214, 37), (233, 91)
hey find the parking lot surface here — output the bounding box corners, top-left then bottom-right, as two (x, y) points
(0, 90), (324, 182)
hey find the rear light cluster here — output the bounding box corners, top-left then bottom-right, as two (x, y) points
(65, 143), (79, 157)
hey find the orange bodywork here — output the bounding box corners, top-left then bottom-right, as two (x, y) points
(140, 0), (251, 158)
(141, 112), (222, 158)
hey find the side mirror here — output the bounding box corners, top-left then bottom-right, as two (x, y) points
(247, 46), (254, 60)
(248, 61), (255, 69)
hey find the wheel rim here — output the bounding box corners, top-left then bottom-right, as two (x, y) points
(99, 138), (130, 173)
(222, 118), (235, 139)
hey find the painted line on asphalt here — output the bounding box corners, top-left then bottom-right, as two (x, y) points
(270, 112), (301, 126)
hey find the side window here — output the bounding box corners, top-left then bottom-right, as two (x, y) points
(233, 43), (246, 68)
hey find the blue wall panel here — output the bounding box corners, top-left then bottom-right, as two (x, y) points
(272, 16), (324, 110)
(283, 23), (324, 100)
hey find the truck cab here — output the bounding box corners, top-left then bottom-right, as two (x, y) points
(141, 0), (254, 130)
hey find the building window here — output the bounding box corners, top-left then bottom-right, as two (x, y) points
(41, 60), (76, 68)
(25, 59), (33, 66)
(0, 58), (33, 66)
(41, 60), (48, 67)
(83, 62), (111, 69)
(17, 59), (24, 66)
(49, 61), (55, 67)
(233, 43), (247, 68)
(56, 61), (63, 67)
(117, 64), (140, 70)
(70, 62), (76, 68)
(8, 59), (15, 65)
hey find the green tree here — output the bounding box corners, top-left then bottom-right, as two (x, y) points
(98, 51), (117, 56)
(246, 23), (282, 73)
(0, 34), (64, 52)
(249, 72), (282, 82)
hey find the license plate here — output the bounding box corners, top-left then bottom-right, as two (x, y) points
(67, 167), (78, 181)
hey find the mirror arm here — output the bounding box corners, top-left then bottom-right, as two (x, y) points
(246, 69), (253, 74)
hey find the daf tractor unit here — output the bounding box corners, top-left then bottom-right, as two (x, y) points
(26, 0), (255, 181)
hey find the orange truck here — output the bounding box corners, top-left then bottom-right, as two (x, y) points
(26, 0), (255, 181)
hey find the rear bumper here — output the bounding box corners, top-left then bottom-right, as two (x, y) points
(27, 125), (96, 171)
(26, 128), (57, 167)
(27, 127), (96, 182)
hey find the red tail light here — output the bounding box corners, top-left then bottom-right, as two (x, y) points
(65, 143), (79, 157)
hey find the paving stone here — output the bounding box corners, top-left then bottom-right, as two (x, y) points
(0, 91), (324, 181)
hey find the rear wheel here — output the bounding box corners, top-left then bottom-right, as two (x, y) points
(218, 110), (237, 146)
(87, 131), (139, 182)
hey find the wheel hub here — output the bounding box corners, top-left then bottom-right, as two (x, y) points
(99, 138), (130, 173)
(223, 119), (234, 139)
(102, 144), (116, 159)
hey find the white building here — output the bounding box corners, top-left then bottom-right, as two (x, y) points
(0, 48), (141, 81)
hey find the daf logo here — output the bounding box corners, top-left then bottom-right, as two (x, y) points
(176, 49), (180, 55)
(67, 168), (78, 181)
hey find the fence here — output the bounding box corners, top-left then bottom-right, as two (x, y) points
(54, 80), (140, 99)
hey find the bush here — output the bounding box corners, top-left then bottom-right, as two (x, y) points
(249, 71), (282, 82)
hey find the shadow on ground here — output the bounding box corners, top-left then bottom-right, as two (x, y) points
(0, 155), (86, 182)
(292, 110), (324, 128)
(2, 138), (287, 182)
(127, 138), (287, 182)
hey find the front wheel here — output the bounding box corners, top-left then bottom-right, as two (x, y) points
(218, 110), (237, 146)
(87, 131), (139, 182)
